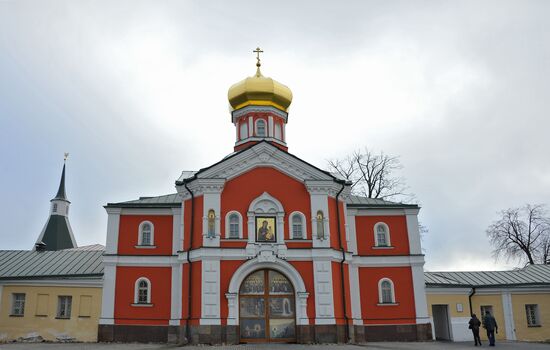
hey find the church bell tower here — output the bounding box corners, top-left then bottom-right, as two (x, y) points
(227, 48), (293, 152)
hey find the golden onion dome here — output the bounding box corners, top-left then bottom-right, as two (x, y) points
(228, 66), (293, 112)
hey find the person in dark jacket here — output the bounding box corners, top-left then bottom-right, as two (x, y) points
(483, 310), (498, 346)
(469, 313), (482, 346)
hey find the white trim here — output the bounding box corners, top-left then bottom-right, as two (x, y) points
(170, 264), (182, 323)
(378, 278), (396, 304)
(99, 264), (116, 325)
(231, 105), (288, 123)
(225, 211), (243, 239)
(349, 264), (363, 325)
(134, 277), (152, 304)
(313, 260), (335, 322)
(226, 257), (309, 326)
(352, 255), (425, 267)
(374, 222), (391, 247)
(406, 212), (422, 255)
(502, 292), (516, 340)
(0, 279), (102, 287)
(103, 255), (179, 266)
(120, 208), (174, 215)
(268, 115), (274, 137)
(138, 221), (154, 246)
(201, 259), (221, 322)
(105, 208), (121, 255)
(172, 207), (183, 254)
(411, 263), (430, 324)
(289, 211), (307, 239)
(248, 116), (253, 137)
(177, 142), (334, 187)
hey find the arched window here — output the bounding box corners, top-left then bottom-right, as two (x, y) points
(274, 123), (282, 140)
(53, 203), (58, 213)
(316, 211), (325, 239)
(378, 278), (395, 304)
(138, 221), (154, 246)
(240, 122), (248, 140)
(134, 277), (151, 304)
(207, 210), (216, 238)
(229, 213), (239, 238)
(374, 223), (390, 247)
(291, 212), (305, 239)
(256, 119), (266, 137)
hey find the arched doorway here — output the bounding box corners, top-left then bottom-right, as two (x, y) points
(239, 269), (296, 342)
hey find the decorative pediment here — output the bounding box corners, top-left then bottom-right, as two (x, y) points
(179, 142), (334, 187)
(248, 192), (284, 214)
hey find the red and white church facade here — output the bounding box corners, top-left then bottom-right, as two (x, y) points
(98, 58), (432, 344)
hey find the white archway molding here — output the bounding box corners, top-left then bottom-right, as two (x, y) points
(225, 257), (309, 326)
(247, 191), (284, 214)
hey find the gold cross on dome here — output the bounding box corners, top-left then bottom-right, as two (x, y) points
(253, 47), (263, 67)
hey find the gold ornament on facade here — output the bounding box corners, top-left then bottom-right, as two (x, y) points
(228, 47), (293, 112)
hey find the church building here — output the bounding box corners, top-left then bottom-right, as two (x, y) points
(98, 51), (432, 344)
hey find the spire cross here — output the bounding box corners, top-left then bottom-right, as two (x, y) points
(64, 152), (69, 162)
(253, 47), (264, 68)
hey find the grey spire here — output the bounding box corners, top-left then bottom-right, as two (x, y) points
(53, 163), (67, 201)
(35, 159), (77, 251)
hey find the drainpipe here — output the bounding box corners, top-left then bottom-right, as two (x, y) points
(183, 181), (195, 343)
(335, 182), (350, 343)
(468, 287), (476, 316)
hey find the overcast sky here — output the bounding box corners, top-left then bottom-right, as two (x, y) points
(1, 0), (549, 271)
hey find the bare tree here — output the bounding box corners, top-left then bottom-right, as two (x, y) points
(486, 204), (550, 265)
(327, 148), (410, 201)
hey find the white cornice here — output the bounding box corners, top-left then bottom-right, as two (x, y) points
(305, 180), (346, 197)
(231, 105), (288, 123)
(103, 255), (179, 267)
(0, 279), (103, 287)
(192, 142), (334, 183)
(351, 255), (426, 267)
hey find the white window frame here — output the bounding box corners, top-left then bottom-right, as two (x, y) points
(225, 211), (243, 239)
(374, 222), (391, 247)
(274, 122), (282, 140)
(138, 221), (154, 246)
(378, 278), (396, 304)
(255, 119), (267, 137)
(290, 211), (307, 239)
(239, 121), (248, 140)
(56, 295), (72, 319)
(526, 304), (541, 327)
(11, 293), (25, 316)
(134, 277), (152, 304)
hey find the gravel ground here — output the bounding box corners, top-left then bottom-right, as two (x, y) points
(0, 342), (549, 350)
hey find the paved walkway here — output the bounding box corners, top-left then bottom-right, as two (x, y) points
(0, 342), (549, 350)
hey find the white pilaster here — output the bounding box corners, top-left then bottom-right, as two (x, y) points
(348, 264), (362, 325)
(248, 116), (253, 137)
(313, 260), (335, 324)
(170, 264), (183, 325)
(200, 259), (221, 325)
(99, 264), (117, 325)
(105, 208), (122, 255)
(405, 209), (422, 255)
(347, 210), (357, 254)
(268, 115), (274, 137)
(411, 262), (430, 324)
(502, 292), (516, 340)
(172, 206), (183, 254)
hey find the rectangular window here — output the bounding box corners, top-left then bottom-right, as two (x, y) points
(35, 294), (49, 316)
(79, 295), (92, 317)
(526, 304), (540, 326)
(141, 231), (151, 245)
(11, 293), (25, 316)
(57, 296), (72, 319)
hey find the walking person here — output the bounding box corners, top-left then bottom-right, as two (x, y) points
(469, 313), (482, 346)
(483, 310), (498, 346)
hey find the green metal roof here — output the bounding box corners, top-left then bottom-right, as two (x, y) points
(425, 264), (550, 288)
(106, 193), (183, 208)
(0, 245), (104, 280)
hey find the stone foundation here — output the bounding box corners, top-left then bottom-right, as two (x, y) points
(98, 323), (432, 344)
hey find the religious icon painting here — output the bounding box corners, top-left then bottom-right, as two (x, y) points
(240, 319), (266, 339)
(239, 270), (265, 295)
(240, 297), (265, 317)
(269, 319), (296, 339)
(255, 216), (276, 242)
